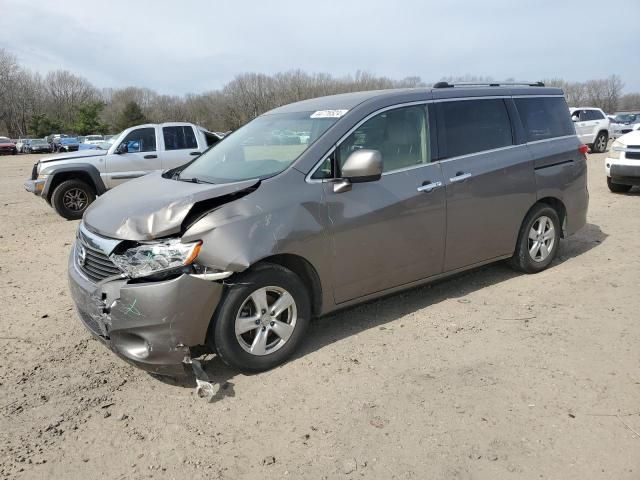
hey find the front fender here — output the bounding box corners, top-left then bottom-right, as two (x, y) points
(42, 163), (107, 199)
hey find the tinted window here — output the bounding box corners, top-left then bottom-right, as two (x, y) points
(515, 97), (574, 142)
(338, 105), (429, 173)
(163, 126), (198, 150)
(120, 127), (156, 153)
(437, 99), (513, 158)
(590, 110), (605, 120)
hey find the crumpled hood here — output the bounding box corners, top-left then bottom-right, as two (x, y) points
(39, 149), (107, 163)
(83, 172), (259, 240)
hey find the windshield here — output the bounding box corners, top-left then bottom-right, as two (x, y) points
(62, 138), (78, 144)
(31, 139), (46, 145)
(0, 137), (11, 143)
(615, 114), (637, 123)
(178, 111), (339, 183)
(86, 135), (102, 141)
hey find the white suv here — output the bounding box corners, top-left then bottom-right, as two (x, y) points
(570, 107), (610, 153)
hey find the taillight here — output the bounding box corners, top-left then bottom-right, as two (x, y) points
(578, 144), (589, 156)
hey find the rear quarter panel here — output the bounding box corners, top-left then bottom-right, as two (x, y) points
(529, 136), (588, 236)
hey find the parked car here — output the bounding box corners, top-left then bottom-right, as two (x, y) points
(0, 136), (17, 155)
(65, 84), (589, 377)
(15, 138), (32, 153)
(25, 138), (53, 153)
(84, 135), (104, 144)
(25, 122), (222, 219)
(610, 112), (640, 139)
(569, 107), (610, 153)
(54, 137), (80, 152)
(605, 130), (640, 193)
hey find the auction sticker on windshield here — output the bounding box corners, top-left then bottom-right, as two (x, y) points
(310, 109), (349, 118)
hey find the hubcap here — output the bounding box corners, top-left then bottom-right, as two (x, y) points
(596, 135), (606, 151)
(62, 188), (88, 211)
(235, 286), (297, 356)
(528, 215), (555, 262)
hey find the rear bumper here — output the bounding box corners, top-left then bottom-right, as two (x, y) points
(67, 245), (225, 376)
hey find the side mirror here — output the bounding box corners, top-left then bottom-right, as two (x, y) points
(116, 142), (128, 154)
(333, 149), (383, 193)
(342, 149), (383, 182)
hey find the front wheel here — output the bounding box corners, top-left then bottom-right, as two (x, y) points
(509, 204), (561, 274)
(607, 176), (632, 193)
(212, 263), (311, 372)
(51, 179), (95, 220)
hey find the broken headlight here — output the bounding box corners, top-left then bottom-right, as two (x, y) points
(110, 239), (202, 279)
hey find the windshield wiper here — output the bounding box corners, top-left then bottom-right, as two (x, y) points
(176, 176), (213, 184)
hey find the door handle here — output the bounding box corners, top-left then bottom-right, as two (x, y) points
(144, 154), (158, 159)
(190, 151), (201, 156)
(449, 172), (472, 183)
(417, 181), (443, 192)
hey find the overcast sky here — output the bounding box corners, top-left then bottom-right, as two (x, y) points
(2, 0), (639, 95)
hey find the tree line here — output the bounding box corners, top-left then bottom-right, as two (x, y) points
(1, 48), (639, 138)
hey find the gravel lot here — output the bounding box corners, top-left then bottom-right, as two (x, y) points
(1, 151), (639, 480)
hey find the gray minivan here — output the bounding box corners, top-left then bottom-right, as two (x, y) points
(68, 83), (589, 376)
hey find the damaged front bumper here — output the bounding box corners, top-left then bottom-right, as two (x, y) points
(68, 245), (225, 376)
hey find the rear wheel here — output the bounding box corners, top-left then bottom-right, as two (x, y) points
(51, 179), (95, 220)
(509, 204), (561, 273)
(592, 131), (608, 153)
(607, 176), (632, 193)
(212, 263), (311, 372)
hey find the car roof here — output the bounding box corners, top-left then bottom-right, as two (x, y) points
(266, 86), (564, 115)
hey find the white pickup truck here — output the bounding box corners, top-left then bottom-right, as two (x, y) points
(24, 122), (222, 219)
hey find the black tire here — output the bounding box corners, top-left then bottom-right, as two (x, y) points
(592, 131), (608, 153)
(212, 263), (311, 373)
(607, 176), (632, 193)
(509, 204), (561, 274)
(51, 179), (95, 220)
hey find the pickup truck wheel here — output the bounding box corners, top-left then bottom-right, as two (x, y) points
(592, 132), (608, 153)
(607, 177), (632, 193)
(51, 179), (95, 220)
(509, 204), (560, 274)
(212, 263), (311, 373)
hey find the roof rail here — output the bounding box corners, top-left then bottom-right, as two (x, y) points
(433, 81), (545, 89)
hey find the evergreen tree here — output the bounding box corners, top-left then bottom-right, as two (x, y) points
(115, 101), (147, 130)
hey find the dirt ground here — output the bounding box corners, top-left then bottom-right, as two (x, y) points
(1, 151), (638, 480)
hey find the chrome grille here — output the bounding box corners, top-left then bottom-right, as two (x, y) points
(76, 240), (122, 283)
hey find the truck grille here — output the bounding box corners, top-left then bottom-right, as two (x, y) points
(626, 145), (640, 160)
(76, 241), (122, 283)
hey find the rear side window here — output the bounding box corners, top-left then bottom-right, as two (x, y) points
(585, 110), (605, 120)
(437, 99), (513, 158)
(515, 97), (574, 142)
(163, 126), (198, 150)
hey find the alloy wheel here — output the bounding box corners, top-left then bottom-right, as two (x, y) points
(234, 286), (297, 356)
(528, 215), (556, 262)
(596, 134), (606, 152)
(62, 188), (88, 211)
